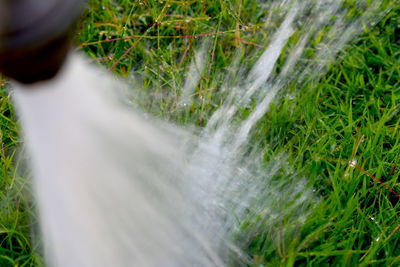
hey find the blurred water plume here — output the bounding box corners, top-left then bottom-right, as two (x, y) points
(11, 0), (393, 266)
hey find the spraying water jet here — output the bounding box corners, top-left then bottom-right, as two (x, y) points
(1, 1), (235, 265)
(0, 0), (395, 266)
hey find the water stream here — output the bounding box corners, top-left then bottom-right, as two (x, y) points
(11, 0), (391, 266)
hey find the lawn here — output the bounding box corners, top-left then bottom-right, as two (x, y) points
(0, 0), (399, 266)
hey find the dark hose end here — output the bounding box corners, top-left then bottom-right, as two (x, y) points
(0, 0), (87, 84)
(0, 33), (70, 84)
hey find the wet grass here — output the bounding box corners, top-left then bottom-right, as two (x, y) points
(242, 9), (400, 264)
(0, 0), (399, 266)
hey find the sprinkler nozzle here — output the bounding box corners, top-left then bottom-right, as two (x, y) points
(0, 0), (87, 84)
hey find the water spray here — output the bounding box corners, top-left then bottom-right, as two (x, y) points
(0, 0), (394, 266)
(0, 1), (231, 265)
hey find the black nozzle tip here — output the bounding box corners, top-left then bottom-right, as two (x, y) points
(0, 0), (86, 84)
(0, 34), (70, 84)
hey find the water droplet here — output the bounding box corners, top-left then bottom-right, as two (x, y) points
(330, 143), (336, 152)
(348, 158), (357, 168)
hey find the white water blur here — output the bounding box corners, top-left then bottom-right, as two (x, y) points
(11, 0), (390, 266)
(13, 55), (220, 266)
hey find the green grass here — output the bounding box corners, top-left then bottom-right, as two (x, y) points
(0, 85), (38, 265)
(0, 0), (399, 266)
